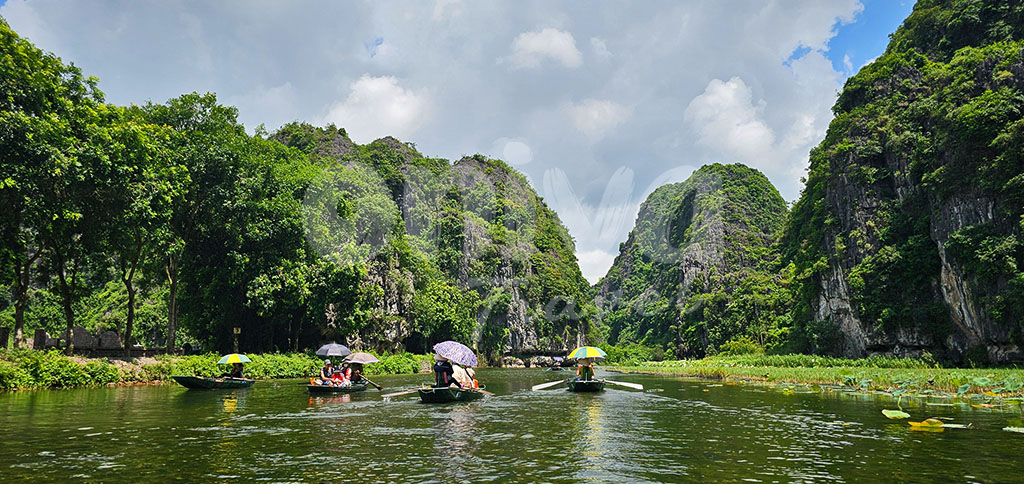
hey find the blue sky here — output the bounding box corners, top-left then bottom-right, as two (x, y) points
(1, 0), (918, 282)
(827, 0), (915, 75)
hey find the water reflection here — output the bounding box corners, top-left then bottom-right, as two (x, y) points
(432, 403), (481, 483)
(308, 393), (352, 406)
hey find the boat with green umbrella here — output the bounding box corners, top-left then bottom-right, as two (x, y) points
(172, 353), (256, 389)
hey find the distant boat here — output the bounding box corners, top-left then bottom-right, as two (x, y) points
(172, 375), (255, 389)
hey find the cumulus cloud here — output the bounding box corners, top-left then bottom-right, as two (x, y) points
(505, 27), (583, 69)
(684, 77), (776, 163)
(566, 99), (632, 140)
(322, 75), (430, 144)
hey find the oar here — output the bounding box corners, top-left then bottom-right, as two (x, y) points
(362, 376), (383, 390)
(381, 389), (418, 399)
(474, 388), (495, 396)
(532, 379), (566, 391)
(605, 380), (644, 390)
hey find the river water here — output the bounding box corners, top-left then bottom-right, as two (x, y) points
(1, 368), (1022, 483)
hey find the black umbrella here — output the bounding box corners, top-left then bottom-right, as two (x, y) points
(315, 343), (351, 358)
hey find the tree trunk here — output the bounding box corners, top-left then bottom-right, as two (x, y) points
(54, 252), (76, 355)
(124, 283), (136, 356)
(165, 254), (180, 353)
(11, 248), (40, 349)
(122, 237), (144, 356)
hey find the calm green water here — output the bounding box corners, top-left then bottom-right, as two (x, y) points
(2, 369), (1023, 483)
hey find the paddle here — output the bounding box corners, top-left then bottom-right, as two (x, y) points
(381, 389), (419, 399)
(531, 379), (567, 391)
(362, 376), (383, 390)
(605, 380), (644, 390)
(474, 388), (495, 396)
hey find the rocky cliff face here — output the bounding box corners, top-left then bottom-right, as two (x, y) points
(595, 163), (789, 356)
(784, 0), (1024, 363)
(274, 125), (591, 357)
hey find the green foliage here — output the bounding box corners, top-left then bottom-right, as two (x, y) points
(596, 163), (791, 357)
(719, 336), (765, 356)
(603, 343), (663, 365)
(362, 352), (431, 376)
(783, 5), (1024, 358)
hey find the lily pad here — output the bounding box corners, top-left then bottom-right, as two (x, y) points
(882, 409), (911, 420)
(1004, 427), (1024, 434)
(908, 418), (945, 430)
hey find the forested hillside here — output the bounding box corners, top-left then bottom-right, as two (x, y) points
(783, 0), (1024, 363)
(594, 164), (791, 357)
(0, 18), (591, 358)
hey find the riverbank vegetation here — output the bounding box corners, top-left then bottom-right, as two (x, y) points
(0, 350), (431, 390)
(609, 354), (1024, 398)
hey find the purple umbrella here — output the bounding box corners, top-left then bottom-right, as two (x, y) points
(315, 343), (351, 358)
(433, 341), (478, 367)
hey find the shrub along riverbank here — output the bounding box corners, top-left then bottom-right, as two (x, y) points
(607, 354), (1024, 398)
(0, 350), (432, 390)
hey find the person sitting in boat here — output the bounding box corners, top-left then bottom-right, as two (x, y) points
(349, 363), (363, 383)
(432, 355), (462, 388)
(576, 358), (595, 381)
(452, 363), (478, 389)
(227, 363), (244, 379)
(316, 359), (335, 385)
(332, 362), (352, 387)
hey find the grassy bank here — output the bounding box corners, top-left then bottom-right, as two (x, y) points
(608, 354), (1024, 398)
(0, 349), (432, 390)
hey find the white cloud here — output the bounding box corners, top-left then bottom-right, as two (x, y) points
(502, 140), (533, 165)
(565, 99), (632, 140)
(506, 28), (582, 69)
(684, 77), (776, 163)
(322, 75), (430, 144)
(577, 249), (618, 284)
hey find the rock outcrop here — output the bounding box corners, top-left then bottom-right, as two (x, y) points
(784, 0), (1024, 363)
(595, 163), (789, 356)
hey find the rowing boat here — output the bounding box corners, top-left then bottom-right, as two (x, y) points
(172, 375), (255, 389)
(418, 386), (486, 403)
(307, 382), (369, 394)
(567, 379), (605, 392)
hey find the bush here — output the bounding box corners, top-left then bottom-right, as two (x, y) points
(83, 360), (122, 385)
(0, 360), (32, 389)
(365, 352), (431, 375)
(719, 337), (764, 356)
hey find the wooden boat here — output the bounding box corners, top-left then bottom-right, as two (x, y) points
(545, 367), (567, 372)
(567, 379), (605, 392)
(418, 386), (486, 403)
(172, 375), (255, 389)
(307, 382), (369, 394)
